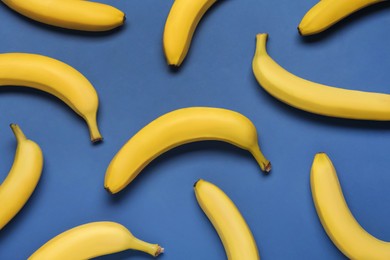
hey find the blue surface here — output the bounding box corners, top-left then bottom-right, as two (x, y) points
(1, 0), (390, 259)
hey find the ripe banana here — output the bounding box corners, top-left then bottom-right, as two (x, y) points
(298, 0), (383, 36)
(0, 53), (102, 142)
(28, 221), (164, 259)
(163, 0), (217, 66)
(194, 179), (260, 260)
(311, 153), (390, 259)
(2, 0), (125, 31)
(0, 124), (43, 230)
(105, 107), (270, 194)
(253, 33), (390, 121)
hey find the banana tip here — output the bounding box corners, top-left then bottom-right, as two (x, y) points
(193, 179), (201, 188)
(264, 162), (272, 173)
(156, 246), (164, 256)
(168, 64), (180, 71)
(297, 26), (303, 36)
(104, 186), (114, 195)
(9, 123), (27, 141)
(9, 123), (20, 131)
(91, 137), (103, 143)
(315, 152), (327, 159)
(256, 33), (268, 39)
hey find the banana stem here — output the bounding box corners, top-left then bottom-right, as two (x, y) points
(85, 114), (102, 143)
(156, 246), (164, 256)
(129, 238), (164, 257)
(255, 33), (268, 56)
(250, 146), (271, 173)
(10, 124), (27, 143)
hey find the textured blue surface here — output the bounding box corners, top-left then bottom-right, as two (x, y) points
(1, 0), (390, 259)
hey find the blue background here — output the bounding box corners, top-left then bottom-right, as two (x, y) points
(1, 0), (390, 259)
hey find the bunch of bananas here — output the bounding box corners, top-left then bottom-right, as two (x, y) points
(1, 0), (389, 259)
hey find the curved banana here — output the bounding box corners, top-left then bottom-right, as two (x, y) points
(0, 53), (102, 142)
(311, 153), (390, 259)
(2, 0), (125, 31)
(105, 107), (270, 194)
(163, 0), (217, 66)
(194, 179), (260, 260)
(252, 33), (390, 121)
(298, 0), (383, 36)
(29, 221), (164, 259)
(0, 124), (43, 230)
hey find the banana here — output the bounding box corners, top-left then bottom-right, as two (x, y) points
(0, 53), (102, 142)
(0, 124), (43, 230)
(298, 0), (383, 36)
(163, 0), (217, 66)
(253, 33), (390, 121)
(194, 179), (260, 260)
(105, 107), (270, 194)
(2, 0), (125, 31)
(311, 153), (390, 259)
(29, 221), (164, 259)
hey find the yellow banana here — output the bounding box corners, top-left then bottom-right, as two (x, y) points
(2, 0), (125, 31)
(311, 153), (390, 259)
(105, 107), (270, 194)
(163, 0), (217, 66)
(0, 53), (102, 142)
(194, 179), (260, 260)
(29, 221), (164, 259)
(298, 0), (383, 36)
(0, 124), (43, 230)
(253, 33), (390, 121)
